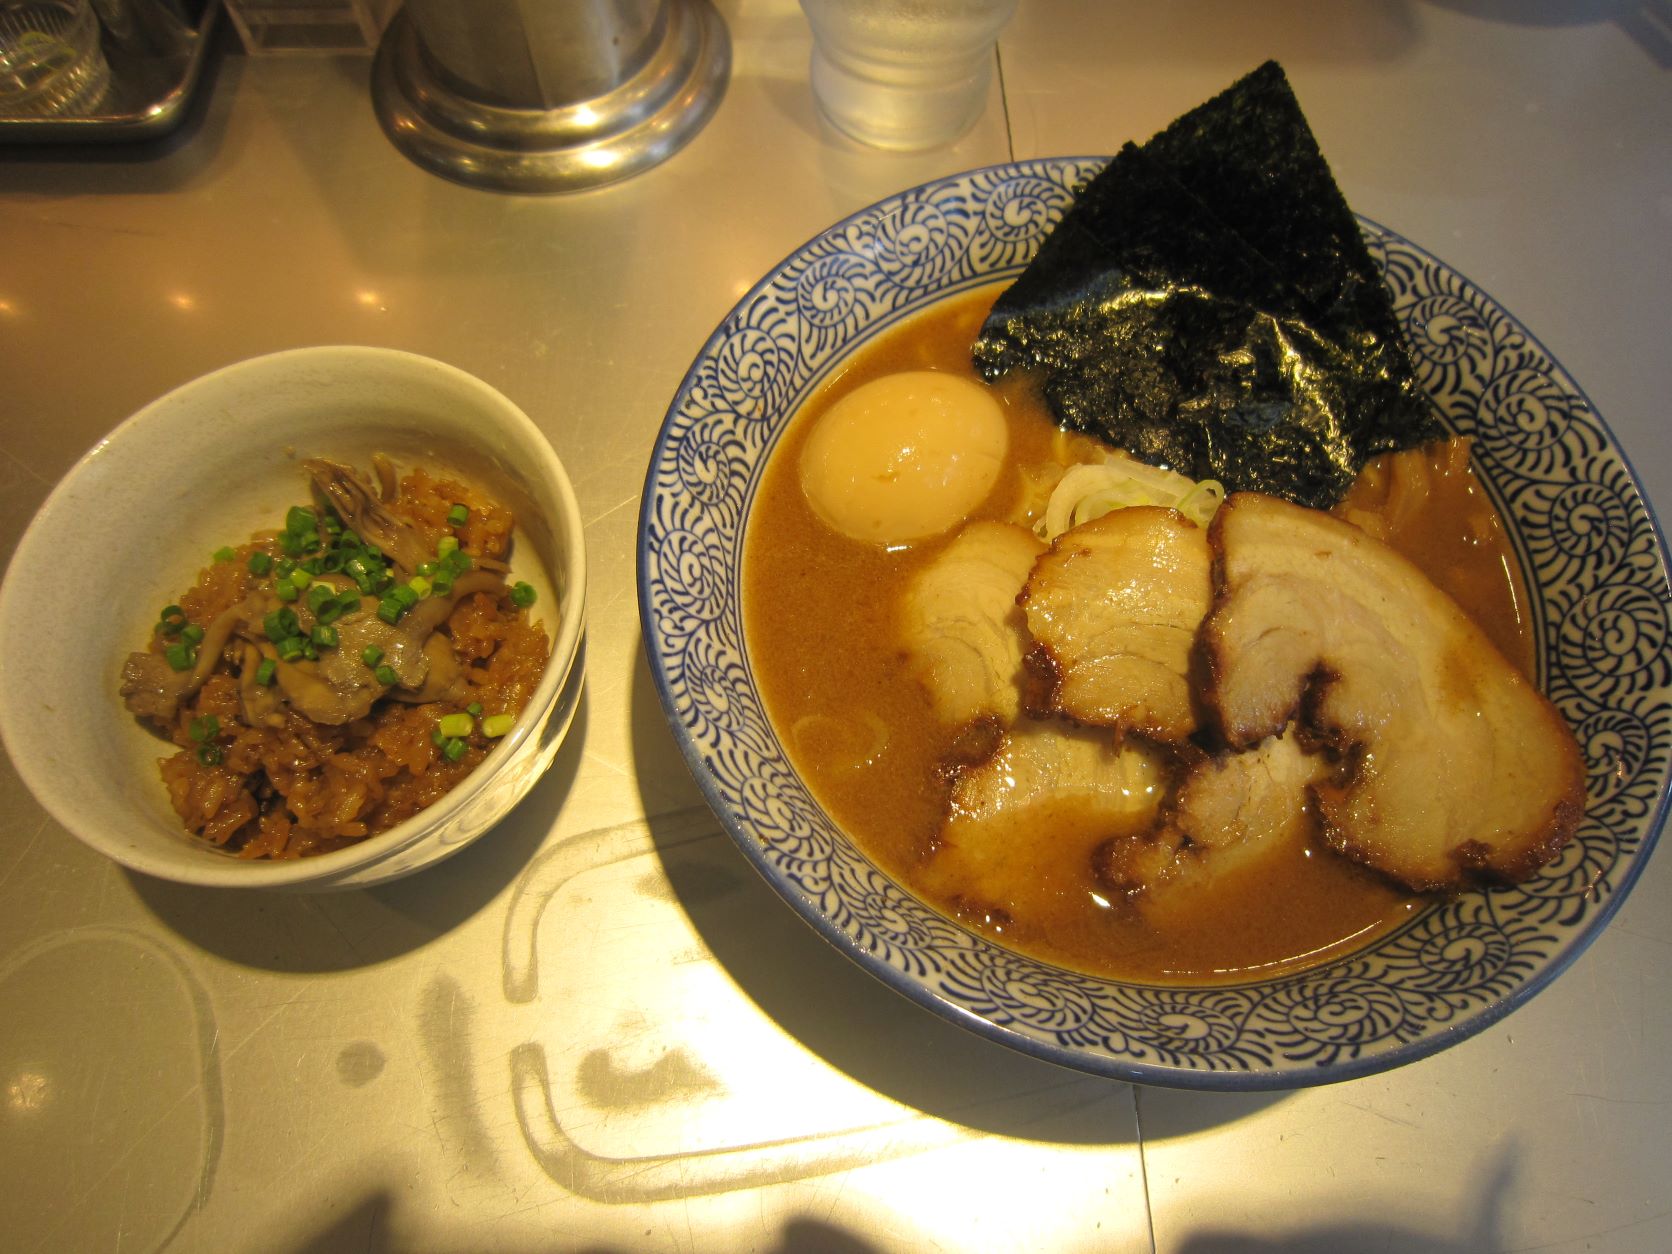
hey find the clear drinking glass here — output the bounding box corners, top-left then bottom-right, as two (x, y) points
(0, 0), (110, 117)
(798, 0), (1018, 150)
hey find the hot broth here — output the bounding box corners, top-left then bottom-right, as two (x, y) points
(743, 287), (1535, 983)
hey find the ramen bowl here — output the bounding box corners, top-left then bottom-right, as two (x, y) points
(638, 159), (1671, 1089)
(0, 347), (587, 891)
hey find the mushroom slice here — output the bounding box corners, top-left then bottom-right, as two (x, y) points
(900, 521), (1045, 727)
(1020, 506), (1210, 742)
(923, 718), (1167, 926)
(276, 571), (503, 724)
(238, 643), (287, 729)
(119, 652), (195, 724)
(1199, 492), (1586, 891)
(303, 458), (434, 575)
(119, 601), (253, 725)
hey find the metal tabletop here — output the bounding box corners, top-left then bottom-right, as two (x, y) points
(2, 3), (1669, 1250)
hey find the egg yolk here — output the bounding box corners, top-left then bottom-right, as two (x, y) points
(798, 371), (1007, 546)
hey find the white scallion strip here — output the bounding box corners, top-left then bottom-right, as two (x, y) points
(1035, 454), (1225, 541)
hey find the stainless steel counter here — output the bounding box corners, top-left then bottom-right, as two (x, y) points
(2, 3), (1669, 1250)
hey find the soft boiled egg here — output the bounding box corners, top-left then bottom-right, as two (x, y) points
(797, 370), (1007, 546)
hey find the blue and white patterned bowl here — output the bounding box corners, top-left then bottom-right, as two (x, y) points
(637, 159), (1672, 1089)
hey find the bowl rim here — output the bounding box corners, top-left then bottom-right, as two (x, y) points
(636, 157), (1672, 1089)
(0, 345), (587, 889)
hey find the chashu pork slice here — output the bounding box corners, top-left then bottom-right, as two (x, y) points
(1200, 492), (1586, 891)
(900, 521), (1045, 727)
(1020, 506), (1210, 742)
(924, 718), (1167, 927)
(1099, 729), (1328, 901)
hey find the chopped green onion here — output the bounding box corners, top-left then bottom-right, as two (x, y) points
(442, 737), (467, 762)
(510, 581), (537, 609)
(188, 714), (220, 742)
(431, 573), (453, 597)
(306, 584), (337, 617)
(437, 713), (473, 740)
(392, 584), (419, 610)
(322, 513), (343, 535)
(408, 576), (432, 600)
(165, 642), (195, 672)
(213, 545), (236, 562)
(334, 593), (361, 618)
(361, 645), (384, 667)
(374, 664), (399, 686)
(277, 637), (306, 663)
(275, 580), (299, 603)
(300, 557), (326, 576)
(431, 728), (446, 746)
(276, 558), (296, 578)
(285, 506), (317, 535)
(248, 552), (274, 576)
(341, 529), (360, 548)
(196, 744), (224, 767)
(466, 702), (483, 718)
(436, 535), (460, 558)
(311, 624), (338, 649)
(180, 623), (205, 645)
(441, 548), (472, 576)
(482, 713), (515, 738)
(287, 568), (312, 591)
(302, 641), (318, 661)
(255, 658), (277, 686)
(447, 504), (469, 526)
(376, 597), (402, 625)
(416, 561), (437, 578)
(157, 605), (187, 637)
(263, 608), (299, 642)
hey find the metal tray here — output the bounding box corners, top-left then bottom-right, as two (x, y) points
(0, 0), (218, 143)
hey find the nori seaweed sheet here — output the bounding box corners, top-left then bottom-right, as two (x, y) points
(973, 61), (1442, 509)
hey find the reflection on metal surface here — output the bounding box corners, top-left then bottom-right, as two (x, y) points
(4, 1070), (48, 1113)
(334, 1041), (387, 1088)
(509, 1041), (974, 1203)
(503, 804), (720, 1004)
(370, 0), (731, 193)
(419, 972), (502, 1183)
(494, 805), (1128, 1203)
(575, 1047), (722, 1108)
(0, 926), (221, 1252)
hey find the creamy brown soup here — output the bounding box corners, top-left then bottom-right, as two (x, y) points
(743, 286), (1534, 983)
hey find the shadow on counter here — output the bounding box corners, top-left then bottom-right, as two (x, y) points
(125, 688), (589, 972)
(1171, 1147), (1514, 1253)
(292, 1189), (884, 1254)
(624, 639), (1291, 1148)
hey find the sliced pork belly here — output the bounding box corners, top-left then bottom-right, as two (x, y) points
(1199, 492), (1585, 891)
(900, 522), (1045, 726)
(1020, 506), (1210, 742)
(924, 718), (1166, 925)
(1097, 730), (1326, 898)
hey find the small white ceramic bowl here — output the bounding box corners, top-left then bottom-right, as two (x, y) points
(0, 347), (587, 890)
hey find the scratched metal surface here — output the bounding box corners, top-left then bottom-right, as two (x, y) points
(1, 2), (1669, 1250)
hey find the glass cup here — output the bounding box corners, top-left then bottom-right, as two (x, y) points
(798, 0), (1017, 151)
(0, 0), (110, 117)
